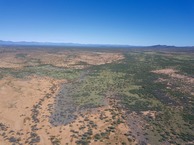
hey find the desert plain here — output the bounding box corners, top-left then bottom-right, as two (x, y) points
(0, 46), (193, 145)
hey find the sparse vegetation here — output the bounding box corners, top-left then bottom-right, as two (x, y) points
(0, 47), (193, 145)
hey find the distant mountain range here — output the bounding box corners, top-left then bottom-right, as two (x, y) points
(0, 40), (82, 46)
(0, 40), (193, 48)
(0, 40), (133, 47)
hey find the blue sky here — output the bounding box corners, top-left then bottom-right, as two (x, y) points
(0, 0), (194, 46)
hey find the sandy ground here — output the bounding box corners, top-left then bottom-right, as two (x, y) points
(26, 50), (124, 68)
(152, 68), (194, 93)
(0, 76), (55, 129)
(0, 50), (124, 69)
(141, 111), (156, 120)
(0, 49), (132, 144)
(0, 76), (135, 145)
(152, 68), (194, 83)
(0, 75), (134, 145)
(151, 68), (177, 75)
(0, 52), (25, 68)
(0, 76), (63, 144)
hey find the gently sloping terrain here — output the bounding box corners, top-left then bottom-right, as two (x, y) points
(0, 47), (194, 145)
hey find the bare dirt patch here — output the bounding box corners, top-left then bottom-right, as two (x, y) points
(28, 50), (124, 69)
(0, 49), (124, 69)
(152, 68), (177, 75)
(0, 52), (25, 68)
(0, 76), (132, 145)
(152, 68), (194, 84)
(141, 111), (156, 120)
(0, 76), (62, 144)
(152, 68), (194, 106)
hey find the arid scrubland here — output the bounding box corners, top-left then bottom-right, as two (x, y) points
(0, 47), (193, 145)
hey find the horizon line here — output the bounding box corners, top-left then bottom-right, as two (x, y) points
(0, 39), (193, 47)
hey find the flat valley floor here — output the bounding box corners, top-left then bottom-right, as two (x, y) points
(0, 46), (193, 145)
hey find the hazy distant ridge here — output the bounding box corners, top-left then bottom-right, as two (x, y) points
(0, 40), (193, 48)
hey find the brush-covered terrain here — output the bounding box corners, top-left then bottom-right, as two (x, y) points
(0, 46), (193, 145)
